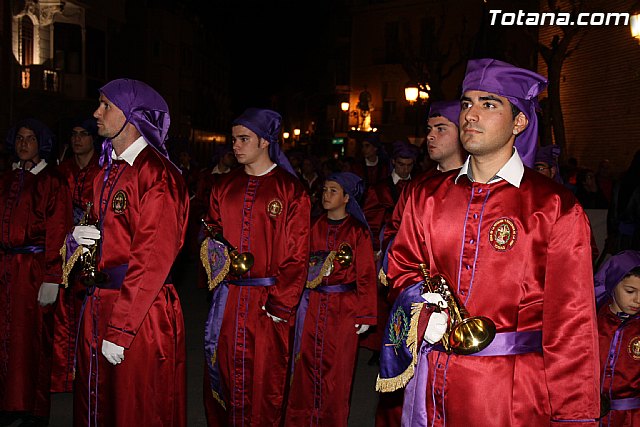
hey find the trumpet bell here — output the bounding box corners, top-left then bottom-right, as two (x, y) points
(335, 243), (353, 267)
(230, 251), (254, 276)
(449, 316), (496, 355)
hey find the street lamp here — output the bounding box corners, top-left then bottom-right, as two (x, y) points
(283, 131), (290, 140)
(405, 82), (422, 138)
(340, 102), (349, 132)
(404, 84), (419, 105)
(631, 13), (640, 43)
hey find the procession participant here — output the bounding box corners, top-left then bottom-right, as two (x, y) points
(594, 250), (640, 426)
(202, 107), (310, 426)
(66, 78), (189, 426)
(0, 118), (70, 427)
(379, 58), (600, 426)
(52, 117), (101, 393)
(286, 172), (376, 426)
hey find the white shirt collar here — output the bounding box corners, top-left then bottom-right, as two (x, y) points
(111, 136), (148, 166)
(391, 169), (410, 185)
(365, 156), (379, 167)
(255, 163), (277, 176)
(12, 159), (48, 175)
(455, 148), (524, 188)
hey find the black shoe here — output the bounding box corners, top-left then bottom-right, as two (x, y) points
(17, 416), (48, 427)
(0, 411), (24, 427)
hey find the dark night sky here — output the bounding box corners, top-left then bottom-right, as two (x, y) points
(207, 1), (333, 112)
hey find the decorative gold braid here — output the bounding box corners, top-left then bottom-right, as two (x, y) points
(378, 267), (388, 286)
(375, 301), (425, 393)
(200, 238), (231, 291)
(306, 251), (337, 289)
(60, 244), (83, 288)
(211, 390), (226, 410)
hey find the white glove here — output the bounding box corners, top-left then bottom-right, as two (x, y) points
(37, 282), (59, 306)
(355, 324), (370, 335)
(101, 339), (125, 365)
(424, 311), (449, 344)
(422, 292), (447, 309)
(73, 225), (101, 246)
(261, 306), (286, 323)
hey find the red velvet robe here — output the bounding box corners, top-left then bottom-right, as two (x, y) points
(73, 146), (189, 427)
(387, 168), (600, 426)
(360, 176), (409, 354)
(204, 166), (310, 427)
(51, 154), (101, 393)
(286, 214), (377, 426)
(598, 303), (640, 427)
(0, 163), (70, 417)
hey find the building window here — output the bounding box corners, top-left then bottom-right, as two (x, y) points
(19, 16), (34, 66)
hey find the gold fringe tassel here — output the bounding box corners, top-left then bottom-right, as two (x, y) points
(60, 243), (83, 288)
(378, 268), (388, 286)
(305, 251), (337, 289)
(200, 238), (230, 291)
(375, 302), (425, 393)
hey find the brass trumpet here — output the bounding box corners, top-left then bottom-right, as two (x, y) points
(201, 219), (254, 276)
(335, 242), (353, 268)
(77, 202), (109, 287)
(418, 264), (496, 355)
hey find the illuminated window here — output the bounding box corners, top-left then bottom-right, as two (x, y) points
(19, 16), (34, 66)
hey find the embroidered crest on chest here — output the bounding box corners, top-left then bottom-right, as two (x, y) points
(267, 198), (283, 218)
(489, 217), (517, 251)
(112, 190), (128, 214)
(628, 336), (640, 360)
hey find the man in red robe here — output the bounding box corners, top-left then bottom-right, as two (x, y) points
(202, 108), (310, 426)
(67, 79), (189, 426)
(0, 118), (70, 427)
(375, 100), (465, 427)
(52, 117), (102, 393)
(380, 59), (600, 426)
(286, 172), (376, 426)
(352, 133), (391, 189)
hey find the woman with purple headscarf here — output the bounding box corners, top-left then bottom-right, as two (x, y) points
(0, 118), (71, 426)
(595, 250), (640, 426)
(286, 172), (376, 426)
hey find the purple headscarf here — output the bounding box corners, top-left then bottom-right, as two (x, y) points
(6, 118), (55, 160)
(392, 140), (420, 160)
(98, 78), (171, 167)
(326, 172), (369, 231)
(535, 144), (563, 183)
(428, 100), (461, 128)
(594, 250), (640, 308)
(232, 108), (297, 177)
(462, 58), (548, 168)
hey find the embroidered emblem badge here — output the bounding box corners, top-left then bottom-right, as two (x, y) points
(489, 217), (517, 251)
(112, 190), (127, 214)
(628, 336), (640, 360)
(384, 307), (409, 355)
(267, 199), (283, 217)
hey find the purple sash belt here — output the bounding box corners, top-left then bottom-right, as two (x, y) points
(2, 245), (45, 254)
(433, 330), (542, 356)
(611, 397), (640, 410)
(94, 264), (172, 290)
(291, 283), (357, 376)
(226, 277), (276, 287)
